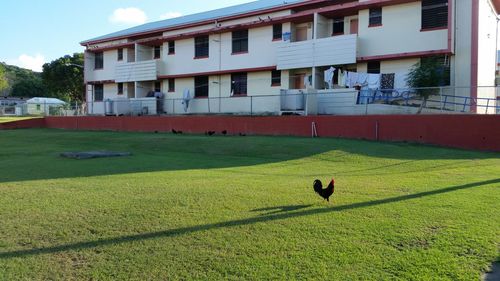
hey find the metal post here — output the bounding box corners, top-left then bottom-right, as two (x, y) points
(250, 96), (253, 116)
(486, 98), (490, 114)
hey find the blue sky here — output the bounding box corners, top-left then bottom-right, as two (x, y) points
(0, 0), (251, 71)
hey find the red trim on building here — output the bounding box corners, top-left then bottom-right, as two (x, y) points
(368, 23), (383, 28)
(158, 66), (276, 79)
(194, 56), (209, 60)
(357, 49), (452, 62)
(420, 26), (448, 32)
(471, 0), (479, 113)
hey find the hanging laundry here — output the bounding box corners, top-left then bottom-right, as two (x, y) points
(338, 70), (346, 87)
(367, 73), (381, 90)
(182, 89), (191, 112)
(324, 67), (336, 89)
(348, 72), (359, 88)
(303, 75), (312, 88)
(381, 73), (395, 90)
(357, 72), (369, 87)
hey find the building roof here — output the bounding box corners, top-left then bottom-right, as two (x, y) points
(81, 0), (306, 45)
(27, 97), (66, 104)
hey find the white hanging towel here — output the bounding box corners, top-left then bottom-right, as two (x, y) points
(303, 75), (312, 88)
(357, 72), (369, 87)
(348, 72), (359, 88)
(367, 73), (381, 90)
(182, 89), (191, 112)
(324, 67), (336, 89)
(338, 70), (346, 87)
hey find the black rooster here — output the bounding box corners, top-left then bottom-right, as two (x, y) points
(313, 178), (335, 202)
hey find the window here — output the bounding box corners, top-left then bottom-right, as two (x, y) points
(154, 81), (161, 92)
(94, 52), (103, 69)
(232, 30), (248, 54)
(195, 35), (209, 58)
(36, 104), (41, 111)
(118, 49), (123, 61)
(369, 8), (382, 26)
(271, 70), (281, 86)
(194, 76), (209, 98)
(168, 78), (175, 92)
(332, 18), (344, 35)
(117, 83), (123, 95)
(422, 0), (448, 30)
(154, 45), (161, 59)
(94, 84), (104, 101)
(231, 73), (247, 96)
(367, 61), (381, 74)
(273, 24), (282, 40)
(168, 41), (175, 54)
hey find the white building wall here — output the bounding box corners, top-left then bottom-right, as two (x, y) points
(357, 2), (448, 57)
(477, 0), (498, 113)
(86, 50), (118, 82)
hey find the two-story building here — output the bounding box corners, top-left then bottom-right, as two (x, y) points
(81, 0), (500, 115)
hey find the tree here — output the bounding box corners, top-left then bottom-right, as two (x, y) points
(11, 77), (47, 98)
(0, 65), (8, 95)
(42, 53), (84, 102)
(406, 56), (450, 113)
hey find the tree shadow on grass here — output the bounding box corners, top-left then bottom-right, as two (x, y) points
(1, 178), (497, 260)
(0, 129), (497, 184)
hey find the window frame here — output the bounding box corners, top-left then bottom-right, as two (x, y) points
(421, 0), (448, 30)
(232, 30), (249, 54)
(194, 76), (209, 98)
(117, 48), (124, 61)
(94, 52), (103, 70)
(117, 83), (124, 95)
(94, 84), (104, 101)
(231, 73), (248, 96)
(168, 41), (175, 55)
(332, 18), (345, 35)
(271, 70), (281, 86)
(168, 78), (175, 92)
(194, 35), (210, 58)
(273, 24), (283, 41)
(367, 61), (381, 74)
(154, 45), (161, 59)
(369, 8), (383, 27)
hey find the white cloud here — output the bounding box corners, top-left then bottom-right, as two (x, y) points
(160, 12), (183, 20)
(6, 54), (46, 72)
(109, 7), (148, 25)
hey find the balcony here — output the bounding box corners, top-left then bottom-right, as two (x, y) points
(115, 60), (162, 83)
(276, 34), (357, 70)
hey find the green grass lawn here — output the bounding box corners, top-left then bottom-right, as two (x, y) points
(0, 117), (35, 123)
(0, 129), (499, 280)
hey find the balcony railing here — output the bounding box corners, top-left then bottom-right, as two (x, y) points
(115, 60), (161, 83)
(276, 34), (357, 70)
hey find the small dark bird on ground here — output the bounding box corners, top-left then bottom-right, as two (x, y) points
(172, 129), (178, 134)
(313, 178), (335, 202)
(239, 133), (246, 136)
(208, 131), (216, 136)
(221, 130), (227, 135)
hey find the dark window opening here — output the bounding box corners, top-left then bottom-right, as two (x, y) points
(271, 70), (281, 86)
(367, 61), (381, 74)
(168, 78), (175, 92)
(168, 41), (175, 54)
(369, 8), (382, 26)
(195, 35), (209, 58)
(94, 84), (103, 101)
(117, 83), (123, 95)
(422, 0), (448, 29)
(154, 45), (161, 59)
(195, 76), (209, 97)
(332, 18), (344, 35)
(273, 24), (282, 40)
(231, 73), (247, 96)
(94, 52), (103, 69)
(154, 81), (161, 92)
(117, 48), (123, 61)
(232, 30), (248, 53)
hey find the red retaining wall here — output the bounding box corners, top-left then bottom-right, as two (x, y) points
(0, 118), (45, 130)
(5, 115), (500, 152)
